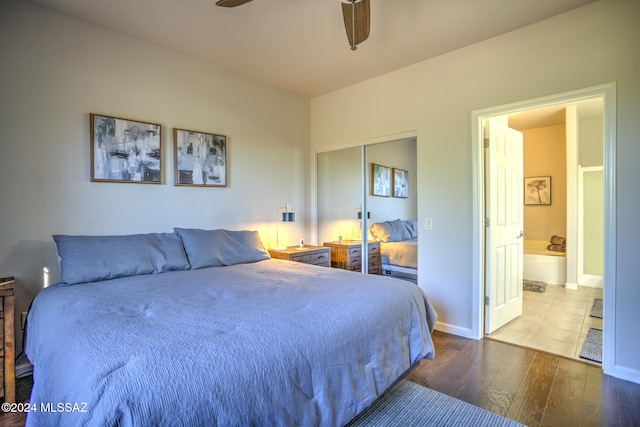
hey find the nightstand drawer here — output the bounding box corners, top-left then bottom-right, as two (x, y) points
(269, 246), (330, 267)
(348, 246), (362, 257)
(290, 251), (330, 266)
(368, 254), (380, 270)
(348, 257), (362, 271)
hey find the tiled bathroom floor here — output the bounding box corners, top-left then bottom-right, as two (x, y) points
(488, 284), (603, 362)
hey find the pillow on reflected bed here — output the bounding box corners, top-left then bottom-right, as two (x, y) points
(174, 228), (270, 269)
(370, 219), (412, 242)
(53, 232), (191, 285)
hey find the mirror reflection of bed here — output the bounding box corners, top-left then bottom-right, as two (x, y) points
(371, 219), (418, 284)
(317, 137), (417, 283)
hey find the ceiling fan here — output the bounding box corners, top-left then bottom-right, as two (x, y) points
(215, 0), (371, 51)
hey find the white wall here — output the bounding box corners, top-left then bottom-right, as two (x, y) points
(0, 1), (310, 351)
(311, 0), (640, 380)
(366, 138), (417, 226)
(580, 118), (604, 166)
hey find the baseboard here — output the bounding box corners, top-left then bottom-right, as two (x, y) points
(607, 365), (640, 385)
(578, 274), (604, 288)
(434, 322), (475, 339)
(565, 282), (578, 290)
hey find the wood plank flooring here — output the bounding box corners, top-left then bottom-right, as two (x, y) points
(405, 330), (640, 426)
(2, 330), (639, 426)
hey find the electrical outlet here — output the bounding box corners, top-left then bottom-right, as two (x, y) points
(21, 311), (28, 330)
(425, 218), (433, 230)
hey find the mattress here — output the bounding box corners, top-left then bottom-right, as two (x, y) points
(380, 239), (418, 269)
(25, 259), (436, 426)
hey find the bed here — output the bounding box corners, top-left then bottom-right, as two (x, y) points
(25, 228), (437, 426)
(370, 220), (418, 283)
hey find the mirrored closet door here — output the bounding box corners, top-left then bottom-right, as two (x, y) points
(317, 146), (363, 245)
(316, 138), (418, 283)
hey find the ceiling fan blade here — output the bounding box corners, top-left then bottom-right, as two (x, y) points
(215, 0), (253, 7)
(341, 0), (370, 50)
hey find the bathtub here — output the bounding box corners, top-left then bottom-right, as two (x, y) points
(523, 240), (566, 285)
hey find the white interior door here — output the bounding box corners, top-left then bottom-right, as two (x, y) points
(485, 120), (524, 334)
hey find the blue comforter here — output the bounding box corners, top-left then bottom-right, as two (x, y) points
(25, 259), (436, 426)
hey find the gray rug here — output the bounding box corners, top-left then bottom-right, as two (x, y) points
(579, 328), (603, 364)
(590, 298), (603, 319)
(346, 380), (524, 426)
(523, 279), (546, 293)
(16, 374), (33, 403)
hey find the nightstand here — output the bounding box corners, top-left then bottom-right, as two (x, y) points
(0, 278), (15, 403)
(268, 245), (330, 267)
(323, 240), (381, 274)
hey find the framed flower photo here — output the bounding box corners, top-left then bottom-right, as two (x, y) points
(524, 176), (551, 205)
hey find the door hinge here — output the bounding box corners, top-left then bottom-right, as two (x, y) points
(483, 138), (489, 149)
(484, 218), (490, 227)
(484, 296), (490, 306)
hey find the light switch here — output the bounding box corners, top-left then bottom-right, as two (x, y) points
(425, 218), (432, 230)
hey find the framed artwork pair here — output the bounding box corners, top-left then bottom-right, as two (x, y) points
(371, 163), (408, 198)
(90, 113), (226, 187)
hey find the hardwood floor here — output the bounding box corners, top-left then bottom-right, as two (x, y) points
(3, 331), (639, 426)
(406, 330), (640, 427)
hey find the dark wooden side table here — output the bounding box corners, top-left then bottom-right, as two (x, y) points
(0, 278), (15, 403)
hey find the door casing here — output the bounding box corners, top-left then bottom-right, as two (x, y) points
(471, 83), (616, 376)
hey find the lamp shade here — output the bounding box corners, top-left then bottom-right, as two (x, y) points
(281, 212), (295, 222)
(356, 211), (371, 220)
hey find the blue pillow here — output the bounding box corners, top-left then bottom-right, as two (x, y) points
(174, 228), (270, 269)
(404, 220), (418, 239)
(53, 233), (191, 285)
(370, 219), (412, 242)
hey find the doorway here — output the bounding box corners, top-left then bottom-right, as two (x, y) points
(486, 102), (604, 362)
(471, 83), (616, 374)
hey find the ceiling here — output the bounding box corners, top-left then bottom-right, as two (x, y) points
(30, 0), (597, 99)
(509, 98), (603, 131)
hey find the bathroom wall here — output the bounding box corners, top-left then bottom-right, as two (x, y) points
(523, 124), (567, 241)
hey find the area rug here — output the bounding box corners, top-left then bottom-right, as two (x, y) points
(579, 328), (603, 364)
(523, 279), (546, 293)
(590, 298), (603, 319)
(347, 380), (524, 427)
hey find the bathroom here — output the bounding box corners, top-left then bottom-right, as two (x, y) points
(489, 100), (604, 360)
